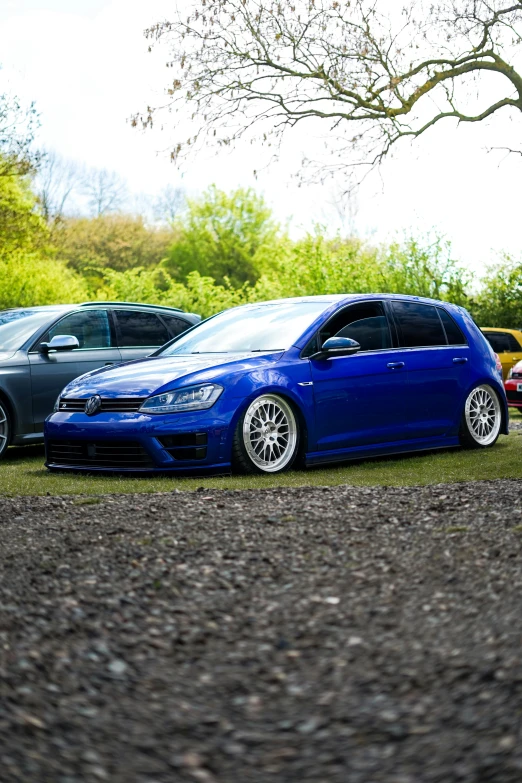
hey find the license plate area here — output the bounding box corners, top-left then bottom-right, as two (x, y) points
(517, 383), (522, 392)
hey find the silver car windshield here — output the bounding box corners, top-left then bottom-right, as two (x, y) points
(0, 310), (63, 352)
(158, 302), (330, 355)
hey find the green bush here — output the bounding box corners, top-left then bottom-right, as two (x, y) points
(473, 255), (522, 327)
(0, 248), (88, 309)
(164, 185), (281, 287)
(0, 157), (88, 309)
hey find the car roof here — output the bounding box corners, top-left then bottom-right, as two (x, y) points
(0, 305), (70, 313)
(1, 302), (196, 317)
(235, 293), (459, 308)
(481, 327), (522, 336)
(78, 301), (186, 313)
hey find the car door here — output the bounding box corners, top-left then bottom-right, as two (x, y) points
(389, 301), (470, 439)
(28, 309), (122, 431)
(308, 300), (409, 451)
(482, 331), (522, 380)
(114, 310), (172, 363)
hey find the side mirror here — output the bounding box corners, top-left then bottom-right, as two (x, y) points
(310, 336), (361, 361)
(40, 335), (80, 353)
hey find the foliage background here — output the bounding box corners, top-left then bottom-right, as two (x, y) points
(0, 155), (520, 326)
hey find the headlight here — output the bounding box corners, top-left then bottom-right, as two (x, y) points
(139, 383), (223, 414)
(507, 367), (513, 379)
(53, 395), (61, 412)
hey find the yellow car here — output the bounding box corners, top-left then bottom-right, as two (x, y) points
(481, 328), (522, 380)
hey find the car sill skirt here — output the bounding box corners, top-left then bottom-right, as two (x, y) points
(305, 436), (461, 467)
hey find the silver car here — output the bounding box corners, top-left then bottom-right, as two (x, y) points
(0, 301), (200, 458)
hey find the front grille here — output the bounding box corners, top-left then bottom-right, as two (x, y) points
(47, 440), (153, 468)
(59, 397), (146, 413)
(506, 390), (522, 402)
(511, 372), (522, 379)
(158, 432), (207, 461)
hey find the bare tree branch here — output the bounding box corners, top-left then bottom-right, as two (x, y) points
(81, 167), (128, 217)
(134, 0), (522, 181)
(33, 150), (83, 226)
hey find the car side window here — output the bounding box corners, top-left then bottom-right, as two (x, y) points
(115, 310), (170, 348)
(160, 315), (192, 339)
(391, 301), (446, 348)
(483, 332), (511, 353)
(303, 302), (392, 356)
(437, 308), (467, 346)
(507, 333), (522, 351)
(42, 310), (112, 349)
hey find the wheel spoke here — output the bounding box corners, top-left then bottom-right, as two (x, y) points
(464, 386), (501, 446)
(242, 395), (298, 472)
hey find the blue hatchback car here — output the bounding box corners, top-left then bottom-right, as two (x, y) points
(44, 294), (508, 475)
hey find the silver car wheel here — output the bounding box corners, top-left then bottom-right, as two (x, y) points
(242, 394), (298, 473)
(0, 401), (10, 457)
(464, 384), (501, 446)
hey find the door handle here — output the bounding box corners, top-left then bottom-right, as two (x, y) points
(452, 357), (468, 364)
(387, 362), (405, 369)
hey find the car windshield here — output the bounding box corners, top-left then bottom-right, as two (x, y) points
(158, 302), (330, 355)
(0, 309), (63, 352)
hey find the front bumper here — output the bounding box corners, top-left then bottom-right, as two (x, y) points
(44, 409), (234, 474)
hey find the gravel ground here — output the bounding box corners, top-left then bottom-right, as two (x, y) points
(1, 480), (522, 783)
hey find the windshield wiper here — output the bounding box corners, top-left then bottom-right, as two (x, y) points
(250, 348), (284, 352)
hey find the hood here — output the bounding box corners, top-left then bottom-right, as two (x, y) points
(62, 352), (281, 399)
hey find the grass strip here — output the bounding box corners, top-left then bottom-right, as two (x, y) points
(1, 411), (521, 496)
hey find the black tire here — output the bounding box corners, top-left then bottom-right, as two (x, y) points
(459, 384), (502, 449)
(0, 399), (11, 460)
(232, 394), (300, 475)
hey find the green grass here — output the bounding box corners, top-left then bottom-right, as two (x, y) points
(1, 410), (521, 496)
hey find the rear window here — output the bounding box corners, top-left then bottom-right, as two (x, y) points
(391, 301), (446, 348)
(160, 315), (192, 339)
(115, 311), (170, 348)
(483, 331), (520, 353)
(438, 308), (467, 346)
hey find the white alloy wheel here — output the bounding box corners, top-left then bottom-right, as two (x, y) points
(463, 384), (501, 446)
(0, 401), (10, 458)
(241, 394), (298, 473)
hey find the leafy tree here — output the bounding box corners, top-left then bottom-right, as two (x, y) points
(0, 80), (39, 177)
(376, 236), (471, 305)
(0, 156), (88, 308)
(139, 1), (522, 180)
(250, 232), (380, 300)
(473, 256), (522, 327)
(100, 267), (245, 319)
(0, 168), (48, 252)
(164, 185), (281, 286)
(0, 248), (88, 309)
(55, 214), (174, 275)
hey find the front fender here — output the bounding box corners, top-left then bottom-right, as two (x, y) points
(226, 362), (316, 453)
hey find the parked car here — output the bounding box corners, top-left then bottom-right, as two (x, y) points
(504, 359), (522, 411)
(481, 327), (522, 380)
(0, 302), (200, 458)
(44, 294), (508, 475)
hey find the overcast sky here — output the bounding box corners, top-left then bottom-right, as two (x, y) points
(1, 0), (522, 274)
